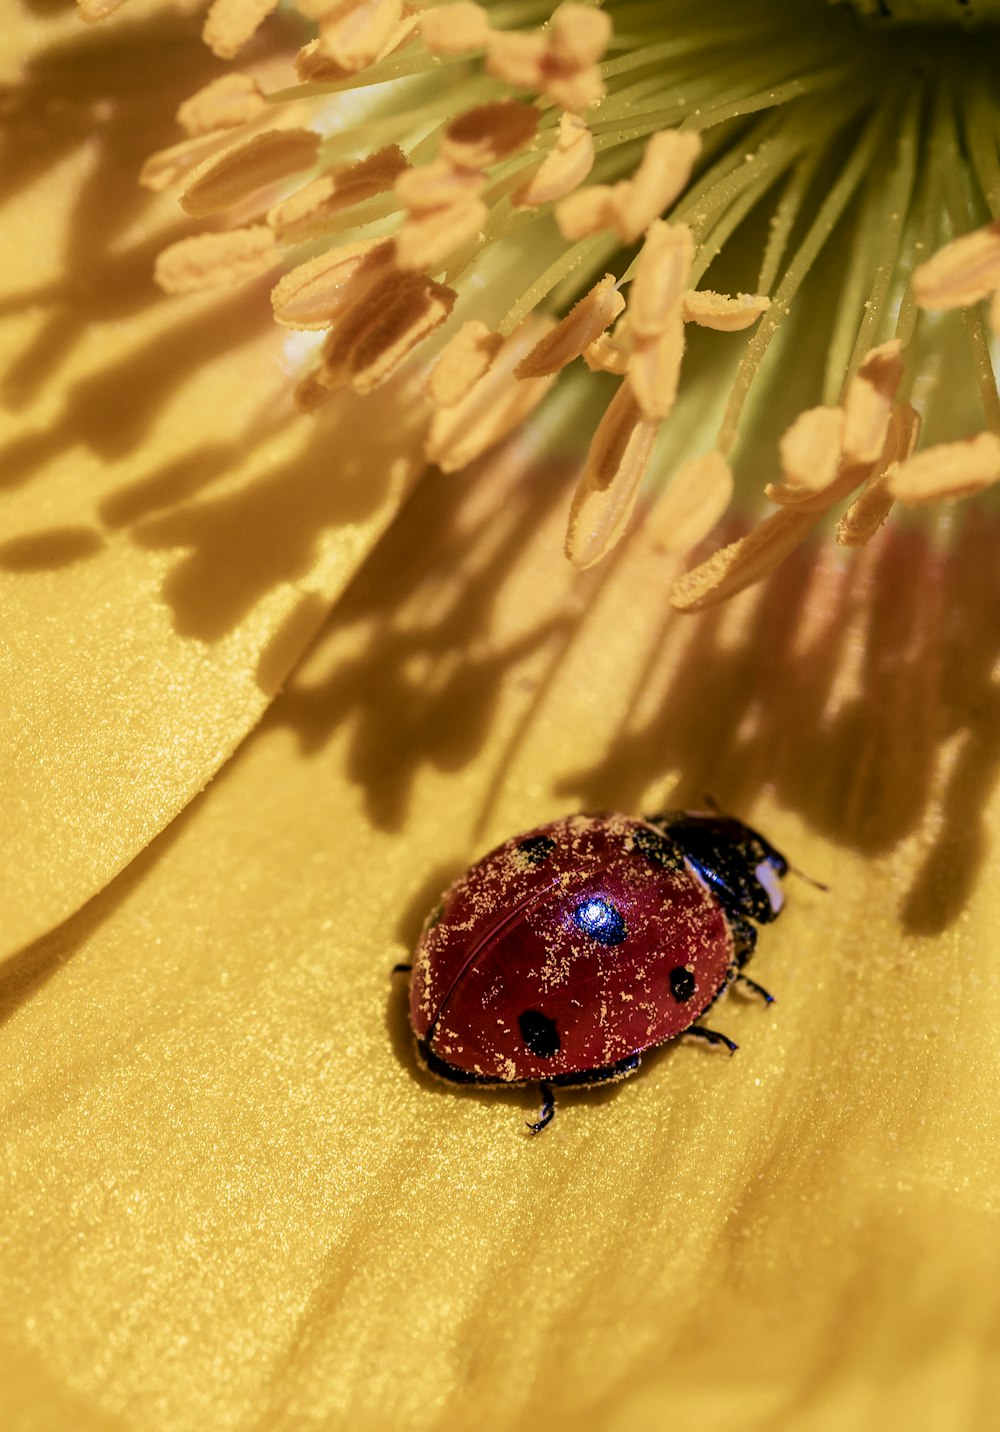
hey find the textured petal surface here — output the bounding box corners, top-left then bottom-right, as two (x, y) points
(0, 10), (423, 955)
(3, 439), (999, 1429)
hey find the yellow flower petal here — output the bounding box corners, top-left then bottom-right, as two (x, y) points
(3, 448), (999, 1427)
(0, 16), (424, 958)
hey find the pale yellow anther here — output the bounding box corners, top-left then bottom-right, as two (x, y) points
(180, 129), (321, 218)
(420, 1), (490, 53)
(395, 198), (488, 271)
(775, 406), (844, 492)
(428, 322), (504, 407)
(395, 160), (485, 212)
(566, 382), (660, 569)
(155, 226), (280, 294)
(670, 508), (818, 612)
(140, 130), (236, 193)
(513, 275), (625, 379)
(913, 220), (1000, 311)
(202, 0), (279, 59)
(647, 451), (733, 556)
(629, 222), (695, 339)
(297, 7), (419, 77)
(582, 329), (630, 375)
(888, 431), (1000, 503)
(440, 101), (539, 172)
(682, 290), (771, 332)
(315, 0), (404, 72)
(270, 237), (395, 328)
(395, 161), (488, 270)
(556, 130), (701, 244)
(176, 75), (266, 137)
(627, 312), (686, 421)
(513, 113), (594, 208)
(340, 274), (457, 394)
(425, 318), (557, 471)
(554, 185), (615, 242)
(267, 147), (409, 241)
(548, 3), (612, 67)
(486, 30), (548, 90)
(837, 403), (920, 547)
(842, 339), (904, 464)
(614, 130), (702, 242)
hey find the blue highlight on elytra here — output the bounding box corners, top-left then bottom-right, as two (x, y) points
(573, 897), (627, 946)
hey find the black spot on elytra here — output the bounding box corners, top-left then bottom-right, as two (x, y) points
(518, 1009), (561, 1058)
(630, 825), (681, 871)
(669, 966), (696, 1002)
(515, 834), (557, 867)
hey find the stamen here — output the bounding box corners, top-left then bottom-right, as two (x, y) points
(202, 0), (280, 60)
(513, 274), (624, 378)
(566, 382), (660, 569)
(267, 147), (409, 241)
(647, 451), (734, 556)
(154, 226), (280, 294)
(841, 339), (903, 463)
(428, 321), (504, 406)
(513, 112), (595, 207)
(774, 406), (844, 493)
(180, 129), (322, 218)
(270, 238), (396, 328)
(837, 402), (920, 546)
(420, 3), (491, 55)
(425, 318), (557, 472)
(312, 0), (406, 75)
(913, 219), (1000, 309)
(440, 100), (540, 171)
(176, 75), (267, 137)
(889, 432), (1000, 503)
(681, 290), (770, 332)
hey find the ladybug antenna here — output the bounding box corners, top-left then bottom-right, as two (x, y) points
(787, 863), (829, 892)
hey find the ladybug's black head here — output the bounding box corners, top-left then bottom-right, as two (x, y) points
(645, 807), (789, 926)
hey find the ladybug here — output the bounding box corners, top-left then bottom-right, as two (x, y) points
(395, 805), (807, 1133)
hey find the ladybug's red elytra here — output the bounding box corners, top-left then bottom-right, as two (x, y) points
(396, 806), (802, 1133)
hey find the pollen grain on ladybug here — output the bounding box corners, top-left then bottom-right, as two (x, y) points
(394, 807), (807, 1134)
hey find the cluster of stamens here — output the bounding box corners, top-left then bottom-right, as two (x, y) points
(123, 0), (1000, 606)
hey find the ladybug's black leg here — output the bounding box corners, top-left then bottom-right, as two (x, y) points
(735, 972), (774, 1003)
(686, 1026), (739, 1055)
(526, 1083), (555, 1134)
(392, 963), (413, 974)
